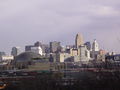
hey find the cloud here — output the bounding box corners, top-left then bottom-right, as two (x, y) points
(91, 6), (120, 16)
(0, 0), (120, 53)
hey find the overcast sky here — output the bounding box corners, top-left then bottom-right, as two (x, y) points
(0, 0), (120, 54)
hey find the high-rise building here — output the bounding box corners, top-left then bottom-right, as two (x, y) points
(91, 39), (100, 59)
(34, 41), (42, 47)
(75, 33), (84, 48)
(69, 48), (78, 56)
(25, 41), (42, 52)
(92, 39), (99, 51)
(84, 42), (91, 51)
(79, 45), (90, 61)
(34, 41), (50, 54)
(50, 41), (61, 53)
(11, 47), (21, 56)
(41, 44), (50, 54)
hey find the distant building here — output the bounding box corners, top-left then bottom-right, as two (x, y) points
(0, 55), (14, 61)
(25, 45), (34, 51)
(95, 50), (106, 61)
(34, 41), (50, 54)
(84, 42), (91, 51)
(31, 46), (43, 55)
(91, 51), (99, 59)
(75, 33), (84, 48)
(107, 52), (116, 56)
(106, 54), (120, 61)
(56, 53), (65, 62)
(92, 39), (99, 51)
(25, 42), (43, 55)
(0, 52), (6, 56)
(56, 53), (71, 62)
(41, 44), (50, 54)
(71, 49), (78, 56)
(0, 55), (13, 65)
(91, 50), (106, 61)
(79, 45), (90, 61)
(34, 41), (42, 47)
(105, 54), (120, 68)
(91, 39), (100, 60)
(97, 54), (105, 61)
(61, 46), (66, 53)
(49, 53), (57, 62)
(66, 45), (74, 49)
(99, 49), (106, 55)
(15, 52), (41, 62)
(50, 41), (61, 53)
(71, 56), (80, 62)
(11, 47), (21, 56)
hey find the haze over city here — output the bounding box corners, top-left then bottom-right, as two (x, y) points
(0, 0), (120, 53)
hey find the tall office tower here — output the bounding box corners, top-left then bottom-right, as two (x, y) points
(11, 47), (21, 56)
(84, 42), (91, 51)
(75, 33), (84, 48)
(50, 41), (61, 53)
(92, 39), (99, 51)
(79, 45), (90, 61)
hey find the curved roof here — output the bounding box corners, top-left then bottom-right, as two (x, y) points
(15, 51), (41, 62)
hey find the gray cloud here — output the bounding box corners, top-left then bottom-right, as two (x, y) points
(0, 0), (120, 53)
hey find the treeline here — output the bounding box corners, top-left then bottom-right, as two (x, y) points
(4, 71), (120, 90)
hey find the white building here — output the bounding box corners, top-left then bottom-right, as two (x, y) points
(0, 55), (13, 65)
(92, 39), (99, 51)
(0, 55), (14, 61)
(31, 46), (43, 55)
(86, 49), (90, 59)
(91, 39), (100, 59)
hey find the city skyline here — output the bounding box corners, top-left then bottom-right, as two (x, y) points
(0, 0), (120, 53)
(0, 34), (117, 54)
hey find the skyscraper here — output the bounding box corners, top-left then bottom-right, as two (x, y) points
(79, 45), (90, 61)
(50, 41), (61, 53)
(25, 42), (43, 55)
(92, 39), (99, 51)
(84, 42), (91, 51)
(11, 47), (21, 56)
(34, 41), (42, 47)
(75, 33), (84, 48)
